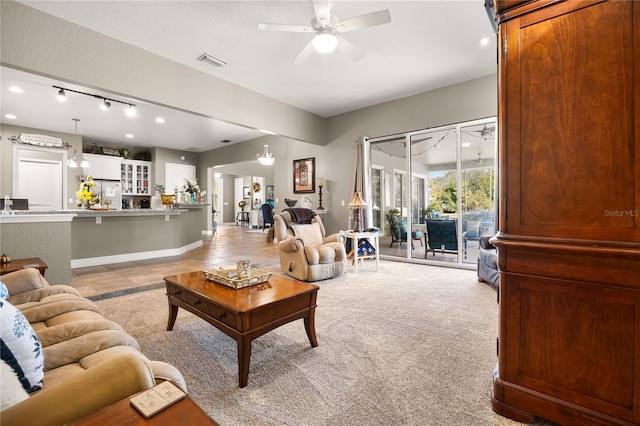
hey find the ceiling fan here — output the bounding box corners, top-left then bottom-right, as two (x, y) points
(464, 124), (495, 138)
(258, 0), (391, 64)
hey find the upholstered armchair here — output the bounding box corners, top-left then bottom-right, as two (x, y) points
(273, 208), (347, 282)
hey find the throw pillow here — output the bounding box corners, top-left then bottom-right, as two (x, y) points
(0, 280), (8, 299)
(1, 359), (29, 410)
(0, 299), (44, 393)
(292, 222), (324, 247)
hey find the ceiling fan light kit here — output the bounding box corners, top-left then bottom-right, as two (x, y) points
(312, 32), (338, 53)
(258, 1), (391, 64)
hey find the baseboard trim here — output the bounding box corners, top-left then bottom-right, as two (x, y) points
(71, 240), (203, 268)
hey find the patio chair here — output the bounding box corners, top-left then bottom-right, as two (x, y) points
(425, 219), (466, 258)
(386, 214), (423, 249)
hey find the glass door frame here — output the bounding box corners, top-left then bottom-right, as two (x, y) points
(365, 116), (497, 267)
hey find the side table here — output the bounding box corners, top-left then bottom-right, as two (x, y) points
(69, 389), (219, 426)
(340, 230), (380, 275)
(0, 257), (48, 277)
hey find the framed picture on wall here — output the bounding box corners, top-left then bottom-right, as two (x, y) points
(243, 186), (250, 199)
(293, 158), (315, 194)
(266, 185), (275, 201)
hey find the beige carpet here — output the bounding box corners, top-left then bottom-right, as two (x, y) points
(95, 261), (552, 426)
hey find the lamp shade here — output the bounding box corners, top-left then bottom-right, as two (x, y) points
(317, 178), (325, 187)
(348, 192), (367, 209)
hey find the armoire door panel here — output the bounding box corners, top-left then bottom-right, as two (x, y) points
(504, 275), (637, 416)
(504, 0), (638, 241)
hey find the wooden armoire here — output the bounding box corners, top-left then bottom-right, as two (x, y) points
(490, 1), (640, 425)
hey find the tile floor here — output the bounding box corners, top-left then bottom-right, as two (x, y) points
(72, 223), (279, 299)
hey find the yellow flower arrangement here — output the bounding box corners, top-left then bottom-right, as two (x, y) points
(76, 176), (99, 207)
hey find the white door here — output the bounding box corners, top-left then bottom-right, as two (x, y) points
(17, 159), (63, 210)
(165, 163), (196, 194)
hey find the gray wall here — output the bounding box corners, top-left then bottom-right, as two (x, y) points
(196, 75), (497, 233)
(71, 210), (203, 259)
(0, 220), (72, 285)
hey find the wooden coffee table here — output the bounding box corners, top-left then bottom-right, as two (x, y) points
(164, 271), (319, 387)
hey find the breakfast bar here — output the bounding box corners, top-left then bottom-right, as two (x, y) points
(0, 205), (208, 284)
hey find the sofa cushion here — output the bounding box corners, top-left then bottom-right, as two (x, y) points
(292, 222), (324, 247)
(0, 299), (44, 393)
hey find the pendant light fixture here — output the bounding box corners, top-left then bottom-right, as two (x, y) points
(68, 118), (89, 168)
(257, 140), (275, 166)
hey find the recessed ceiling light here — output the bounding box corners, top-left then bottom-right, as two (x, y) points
(125, 134), (134, 139)
(155, 117), (165, 124)
(461, 142), (471, 148)
(478, 37), (490, 47)
(5, 114), (17, 120)
(9, 86), (23, 93)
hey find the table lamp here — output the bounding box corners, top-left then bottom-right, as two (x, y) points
(348, 191), (367, 232)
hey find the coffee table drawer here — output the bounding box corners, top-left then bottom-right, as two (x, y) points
(167, 284), (189, 303)
(188, 293), (210, 315)
(209, 303), (236, 329)
(249, 295), (314, 329)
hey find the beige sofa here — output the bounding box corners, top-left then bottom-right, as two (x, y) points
(274, 209), (347, 282)
(0, 268), (185, 426)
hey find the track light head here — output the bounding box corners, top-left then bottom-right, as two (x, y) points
(100, 99), (111, 111)
(125, 104), (136, 117)
(57, 89), (66, 102)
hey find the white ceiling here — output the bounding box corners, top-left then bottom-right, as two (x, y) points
(3, 1), (497, 153)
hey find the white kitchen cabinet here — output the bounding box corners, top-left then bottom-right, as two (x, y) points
(83, 154), (122, 180)
(121, 159), (152, 195)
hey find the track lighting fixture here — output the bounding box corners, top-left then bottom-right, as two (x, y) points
(53, 85), (135, 112)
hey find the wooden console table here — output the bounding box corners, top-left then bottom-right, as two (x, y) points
(0, 257), (48, 277)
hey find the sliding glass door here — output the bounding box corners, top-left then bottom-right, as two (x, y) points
(366, 117), (497, 266)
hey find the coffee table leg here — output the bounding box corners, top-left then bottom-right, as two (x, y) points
(167, 299), (178, 331)
(304, 307), (318, 347)
(237, 335), (252, 388)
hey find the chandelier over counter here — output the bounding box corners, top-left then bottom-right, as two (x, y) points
(257, 143), (274, 166)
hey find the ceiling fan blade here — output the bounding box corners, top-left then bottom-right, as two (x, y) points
(313, 0), (332, 23)
(293, 40), (316, 64)
(258, 23), (314, 33)
(336, 35), (364, 62)
(337, 9), (391, 33)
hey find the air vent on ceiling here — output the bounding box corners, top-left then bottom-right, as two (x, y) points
(197, 53), (227, 68)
